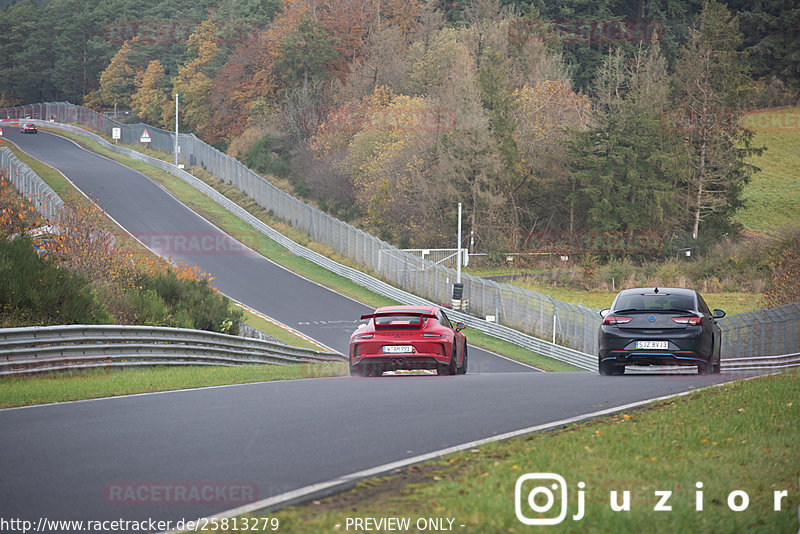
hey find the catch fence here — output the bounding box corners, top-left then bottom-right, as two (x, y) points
(0, 145), (64, 220)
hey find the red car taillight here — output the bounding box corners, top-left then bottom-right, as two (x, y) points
(672, 316), (703, 326)
(603, 315), (632, 325)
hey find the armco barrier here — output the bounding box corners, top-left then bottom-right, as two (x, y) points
(0, 325), (345, 377)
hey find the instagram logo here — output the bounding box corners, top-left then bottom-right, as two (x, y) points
(515, 473), (585, 525)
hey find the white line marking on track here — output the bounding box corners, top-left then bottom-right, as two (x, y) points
(166, 373), (774, 533)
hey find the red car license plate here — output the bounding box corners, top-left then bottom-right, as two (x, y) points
(382, 345), (413, 354)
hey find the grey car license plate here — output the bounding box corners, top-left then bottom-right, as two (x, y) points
(636, 341), (668, 350)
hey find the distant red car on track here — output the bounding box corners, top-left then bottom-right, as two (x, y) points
(349, 305), (468, 376)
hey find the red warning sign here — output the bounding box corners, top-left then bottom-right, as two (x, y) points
(140, 129), (152, 143)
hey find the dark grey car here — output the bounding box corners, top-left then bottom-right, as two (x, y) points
(598, 287), (725, 375)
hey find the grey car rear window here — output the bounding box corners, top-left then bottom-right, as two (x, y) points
(615, 294), (694, 312)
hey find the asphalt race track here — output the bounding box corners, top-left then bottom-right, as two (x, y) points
(0, 129), (748, 529)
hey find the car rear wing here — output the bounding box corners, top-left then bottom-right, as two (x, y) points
(360, 312), (437, 329)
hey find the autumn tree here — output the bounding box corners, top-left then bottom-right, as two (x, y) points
(164, 21), (220, 137)
(343, 25), (410, 101)
(131, 60), (167, 127)
(512, 80), (590, 236)
(763, 232), (800, 308)
(85, 37), (138, 110)
(434, 45), (504, 251)
(329, 87), (444, 245)
(316, 0), (377, 79)
(207, 34), (265, 145)
(404, 27), (458, 95)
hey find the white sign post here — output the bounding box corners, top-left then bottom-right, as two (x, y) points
(174, 93), (179, 167)
(112, 128), (121, 144)
(140, 129), (151, 144)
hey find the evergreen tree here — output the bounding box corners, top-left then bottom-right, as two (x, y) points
(672, 0), (763, 244)
(568, 46), (687, 243)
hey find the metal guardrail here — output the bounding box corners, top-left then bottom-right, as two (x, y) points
(238, 321), (284, 345)
(721, 353), (800, 372)
(0, 325), (345, 377)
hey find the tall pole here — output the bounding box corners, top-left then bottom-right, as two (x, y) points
(174, 94), (179, 167)
(457, 202), (462, 284)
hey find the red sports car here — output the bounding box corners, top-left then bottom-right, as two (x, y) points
(349, 305), (468, 376)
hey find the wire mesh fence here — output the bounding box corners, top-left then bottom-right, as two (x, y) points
(4, 102), (798, 359)
(0, 146), (65, 220)
(718, 303), (800, 358)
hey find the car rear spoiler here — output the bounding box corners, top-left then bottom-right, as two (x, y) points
(360, 312), (438, 329)
(360, 312), (437, 321)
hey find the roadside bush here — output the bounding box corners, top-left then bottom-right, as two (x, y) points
(1, 175), (243, 332)
(131, 289), (170, 326)
(244, 134), (292, 178)
(763, 231), (800, 307)
(0, 175), (43, 236)
(596, 258), (637, 289)
(136, 269), (243, 332)
(0, 237), (111, 327)
(653, 261), (683, 286)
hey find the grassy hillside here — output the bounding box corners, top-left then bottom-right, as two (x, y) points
(736, 106), (800, 236)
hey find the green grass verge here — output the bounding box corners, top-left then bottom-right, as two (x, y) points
(0, 363), (349, 409)
(737, 106), (800, 237)
(464, 267), (761, 315)
(222, 370), (799, 533)
(44, 128), (576, 372)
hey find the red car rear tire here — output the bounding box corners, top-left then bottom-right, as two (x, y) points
(437, 344), (458, 375)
